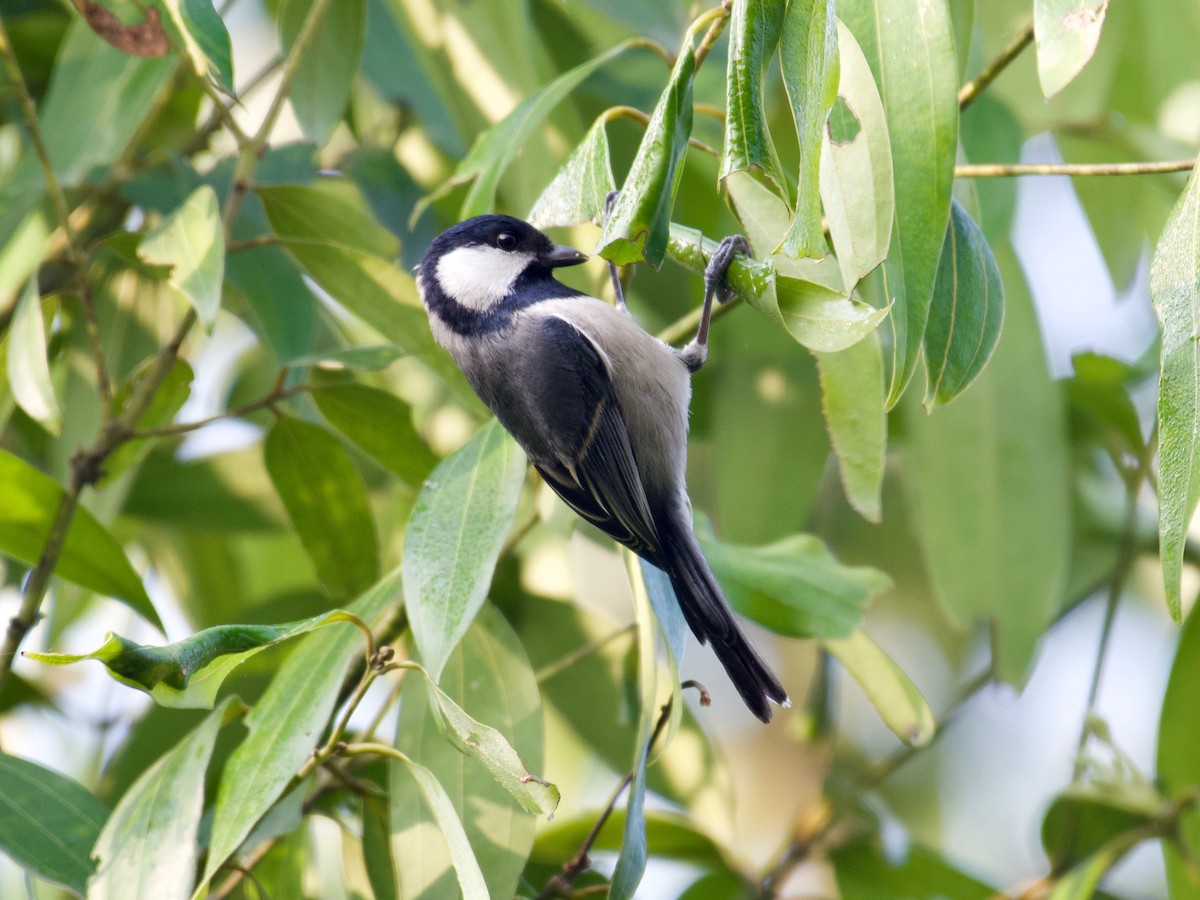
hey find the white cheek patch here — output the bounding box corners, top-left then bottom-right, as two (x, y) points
(436, 245), (535, 310)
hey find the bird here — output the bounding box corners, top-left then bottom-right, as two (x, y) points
(416, 213), (789, 722)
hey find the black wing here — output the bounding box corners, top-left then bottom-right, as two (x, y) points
(516, 315), (662, 560)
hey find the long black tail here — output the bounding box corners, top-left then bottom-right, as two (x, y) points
(658, 521), (789, 723)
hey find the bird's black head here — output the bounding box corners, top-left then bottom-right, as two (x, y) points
(417, 215), (587, 329)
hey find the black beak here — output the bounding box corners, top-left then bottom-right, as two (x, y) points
(543, 244), (588, 268)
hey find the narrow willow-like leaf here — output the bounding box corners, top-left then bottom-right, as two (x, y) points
(199, 570), (400, 892)
(139, 185), (224, 331)
(287, 345), (404, 372)
(528, 118), (616, 228)
(840, 0), (958, 406)
(1158, 605), (1200, 893)
(404, 419), (527, 680)
(1033, 0), (1108, 99)
(599, 41), (695, 267)
(7, 278), (61, 435)
(819, 20), (894, 293)
(257, 180), (399, 259)
(0, 753), (107, 895)
(699, 528), (887, 638)
(822, 629), (934, 746)
(281, 0), (366, 145)
(91, 699), (235, 900)
(719, 0), (787, 198)
(312, 383), (436, 486)
(391, 607), (549, 899)
(0, 450), (159, 628)
(161, 0), (234, 91)
(264, 416), (379, 599)
(816, 331), (886, 522)
(1151, 161), (1200, 622)
(924, 199), (1005, 408)
(778, 0), (839, 258)
(28, 610), (364, 709)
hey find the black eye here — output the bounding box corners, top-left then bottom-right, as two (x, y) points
(496, 232), (518, 251)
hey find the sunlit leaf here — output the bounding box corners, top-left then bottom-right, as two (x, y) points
(7, 278), (61, 435)
(139, 185), (224, 331)
(28, 610), (366, 709)
(0, 753), (107, 895)
(822, 629), (934, 746)
(1158, 603), (1200, 894)
(1034, 0), (1109, 99)
(528, 117), (616, 229)
(162, 0), (234, 92)
(281, 0), (366, 145)
(312, 382), (437, 486)
(924, 199), (1005, 408)
(404, 419), (526, 680)
(1151, 160), (1200, 621)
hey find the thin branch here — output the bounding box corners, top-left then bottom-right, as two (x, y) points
(692, 1), (732, 69)
(535, 624), (636, 683)
(956, 159), (1195, 178)
(226, 234), (284, 253)
(958, 23), (1034, 111)
(602, 106), (719, 158)
(129, 381), (306, 439)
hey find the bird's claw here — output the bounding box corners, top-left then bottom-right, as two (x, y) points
(704, 234), (749, 304)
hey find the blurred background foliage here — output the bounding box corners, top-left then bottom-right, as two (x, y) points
(0, 0), (1199, 897)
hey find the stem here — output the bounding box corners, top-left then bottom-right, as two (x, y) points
(535, 624), (636, 683)
(956, 159), (1195, 178)
(958, 23), (1034, 111)
(0, 14), (112, 418)
(130, 382), (306, 439)
(602, 106), (719, 158)
(692, 2), (731, 69)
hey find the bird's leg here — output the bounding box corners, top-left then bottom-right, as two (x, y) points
(680, 234), (749, 373)
(604, 190), (630, 314)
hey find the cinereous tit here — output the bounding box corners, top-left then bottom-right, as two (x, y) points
(417, 214), (788, 722)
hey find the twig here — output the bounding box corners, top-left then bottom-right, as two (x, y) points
(535, 624), (636, 683)
(956, 159), (1194, 178)
(958, 23), (1034, 111)
(693, 2), (732, 69)
(602, 106), (719, 157)
(129, 381), (306, 439)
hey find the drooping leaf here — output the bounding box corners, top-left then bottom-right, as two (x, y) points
(0, 753), (108, 895)
(528, 117), (616, 229)
(698, 526), (888, 639)
(0, 450), (159, 628)
(1158, 603), (1200, 894)
(90, 699), (237, 900)
(923, 199), (1005, 408)
(816, 331), (886, 522)
(777, 0), (839, 258)
(139, 185), (225, 331)
(840, 0), (958, 406)
(281, 0), (366, 145)
(264, 415), (380, 599)
(819, 20), (894, 292)
(8, 277), (61, 435)
(1151, 160), (1200, 621)
(599, 39), (695, 267)
(28, 610), (366, 709)
(311, 383), (437, 486)
(719, 0), (787, 198)
(200, 570), (400, 891)
(391, 606), (550, 899)
(161, 0), (234, 92)
(822, 629), (935, 746)
(1034, 0), (1109, 99)
(404, 419), (527, 680)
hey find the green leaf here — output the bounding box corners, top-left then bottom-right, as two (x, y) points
(8, 277), (61, 435)
(0, 449), (159, 628)
(819, 19), (894, 292)
(1034, 0), (1109, 99)
(1066, 353), (1145, 456)
(0, 752), (108, 895)
(1158, 603), (1200, 895)
(281, 0), (366, 145)
(599, 39), (695, 267)
(264, 415), (380, 599)
(91, 698), (236, 900)
(816, 332), (886, 522)
(923, 199), (1005, 408)
(532, 810), (733, 868)
(104, 358), (194, 483)
(822, 629), (935, 746)
(528, 117), (616, 229)
(256, 180), (400, 260)
(27, 610), (366, 709)
(1041, 787), (1163, 872)
(404, 419), (527, 680)
(200, 570), (400, 891)
(162, 0), (234, 92)
(287, 344), (404, 372)
(719, 0), (787, 199)
(391, 606), (549, 899)
(311, 383), (436, 486)
(1151, 160), (1200, 622)
(840, 0), (958, 406)
(139, 185), (225, 332)
(906, 254), (1070, 683)
(831, 839), (996, 898)
(777, 0), (839, 258)
(666, 223), (887, 353)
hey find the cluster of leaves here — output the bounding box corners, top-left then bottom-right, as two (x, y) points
(0, 0), (1199, 897)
